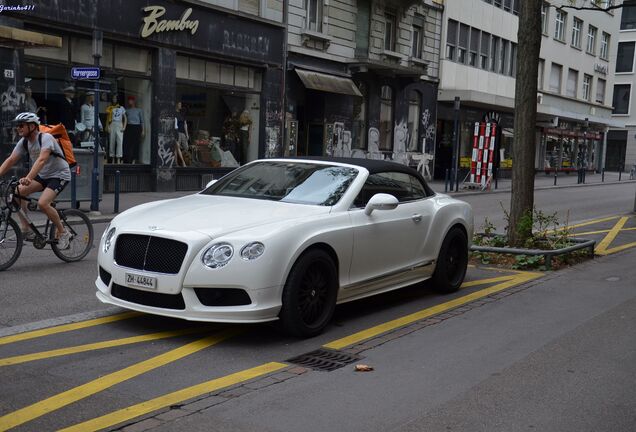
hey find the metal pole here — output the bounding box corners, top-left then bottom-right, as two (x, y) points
(90, 30), (102, 212)
(114, 170), (120, 213)
(451, 97), (460, 191)
(619, 165), (622, 181)
(495, 167), (498, 189)
(444, 168), (449, 193)
(602, 167), (605, 182)
(281, 0), (289, 157)
(554, 169), (557, 186)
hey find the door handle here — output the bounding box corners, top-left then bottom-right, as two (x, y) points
(412, 214), (422, 223)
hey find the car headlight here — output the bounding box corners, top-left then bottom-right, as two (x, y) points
(240, 242), (265, 261)
(202, 243), (234, 268)
(102, 227), (116, 253)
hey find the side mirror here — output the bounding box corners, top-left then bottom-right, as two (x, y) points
(364, 193), (399, 215)
(205, 179), (218, 189)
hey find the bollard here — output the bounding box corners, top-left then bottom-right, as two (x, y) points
(455, 169), (460, 192)
(445, 168), (449, 193)
(619, 168), (622, 182)
(70, 166), (77, 210)
(602, 168), (605, 182)
(554, 169), (557, 186)
(114, 170), (121, 213)
(582, 169), (586, 184)
(495, 168), (498, 190)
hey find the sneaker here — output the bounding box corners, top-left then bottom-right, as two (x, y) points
(57, 230), (72, 250)
(22, 229), (36, 241)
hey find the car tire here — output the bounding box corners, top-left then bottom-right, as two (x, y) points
(430, 227), (468, 294)
(279, 249), (338, 338)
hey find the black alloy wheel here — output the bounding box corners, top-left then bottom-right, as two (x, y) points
(430, 227), (468, 294)
(279, 249), (338, 338)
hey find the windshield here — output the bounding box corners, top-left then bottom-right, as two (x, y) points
(201, 161), (359, 206)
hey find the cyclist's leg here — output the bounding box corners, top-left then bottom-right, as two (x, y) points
(37, 177), (69, 239)
(15, 182), (44, 231)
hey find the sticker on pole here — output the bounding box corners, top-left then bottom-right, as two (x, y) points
(71, 67), (100, 80)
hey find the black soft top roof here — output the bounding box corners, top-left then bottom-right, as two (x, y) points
(283, 156), (436, 196)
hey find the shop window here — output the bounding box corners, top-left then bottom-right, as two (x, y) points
(25, 35), (69, 61)
(188, 58), (206, 82)
(407, 91), (421, 152)
(221, 65), (235, 86)
(612, 84), (631, 114)
(115, 45), (151, 74)
(235, 67), (249, 88)
(616, 41), (635, 73)
(352, 82), (367, 150)
(177, 56), (189, 79)
(177, 84), (260, 167)
(379, 85), (394, 151)
(206, 62), (221, 84)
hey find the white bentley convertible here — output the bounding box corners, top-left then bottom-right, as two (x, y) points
(96, 158), (473, 337)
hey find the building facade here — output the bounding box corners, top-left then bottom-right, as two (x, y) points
(284, 0), (442, 174)
(438, 0), (622, 181)
(0, 0), (285, 192)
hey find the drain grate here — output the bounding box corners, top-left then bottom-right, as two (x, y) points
(287, 348), (362, 372)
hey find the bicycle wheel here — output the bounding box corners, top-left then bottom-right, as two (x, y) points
(0, 216), (22, 271)
(50, 209), (94, 262)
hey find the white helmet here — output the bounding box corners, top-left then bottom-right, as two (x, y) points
(13, 112), (40, 125)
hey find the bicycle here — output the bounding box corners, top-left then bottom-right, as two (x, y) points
(0, 177), (94, 271)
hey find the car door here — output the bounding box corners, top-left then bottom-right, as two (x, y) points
(347, 171), (434, 288)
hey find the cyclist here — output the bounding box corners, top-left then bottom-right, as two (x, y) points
(0, 112), (72, 249)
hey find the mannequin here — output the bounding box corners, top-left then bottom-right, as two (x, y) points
(106, 95), (127, 164)
(124, 96), (144, 164)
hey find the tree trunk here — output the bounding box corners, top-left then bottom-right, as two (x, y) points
(508, 0), (543, 246)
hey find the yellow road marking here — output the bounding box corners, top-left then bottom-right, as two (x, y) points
(596, 217), (630, 255)
(459, 275), (516, 287)
(0, 311), (140, 347)
(550, 215), (621, 233)
(568, 226), (636, 236)
(596, 241), (636, 256)
(0, 328), (242, 431)
(0, 327), (211, 367)
(59, 362), (287, 432)
(324, 271), (541, 350)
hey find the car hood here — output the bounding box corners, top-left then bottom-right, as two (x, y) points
(112, 194), (331, 238)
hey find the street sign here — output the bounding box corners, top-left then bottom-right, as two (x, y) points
(71, 67), (100, 80)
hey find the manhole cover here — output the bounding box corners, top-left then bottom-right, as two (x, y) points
(287, 348), (362, 372)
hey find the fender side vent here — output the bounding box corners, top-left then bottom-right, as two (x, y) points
(286, 348), (362, 372)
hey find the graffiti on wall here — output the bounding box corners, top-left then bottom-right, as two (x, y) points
(1, 85), (20, 146)
(157, 111), (176, 172)
(332, 122), (353, 158)
(393, 120), (408, 165)
(265, 125), (280, 158)
(421, 108), (436, 154)
(366, 127), (384, 160)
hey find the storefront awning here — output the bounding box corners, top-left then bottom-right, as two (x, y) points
(295, 68), (362, 97)
(0, 25), (62, 49)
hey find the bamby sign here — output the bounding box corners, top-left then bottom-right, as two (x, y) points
(140, 5), (199, 38)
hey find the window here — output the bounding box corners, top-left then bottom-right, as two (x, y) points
(566, 69), (578, 98)
(555, 9), (566, 41)
(384, 11), (397, 51)
(583, 74), (592, 100)
(446, 19), (458, 60)
(596, 78), (606, 104)
(616, 41), (636, 73)
(305, 0), (323, 32)
(541, 2), (549, 35)
(499, 40), (508, 74)
(586, 25), (597, 54)
(600, 32), (610, 60)
(549, 63), (563, 93)
(458, 24), (469, 64)
(412, 24), (423, 58)
(480, 32), (490, 69)
(490, 36), (499, 72)
(612, 84), (631, 114)
(571, 17), (582, 48)
(503, 0), (512, 12)
(379, 85), (394, 151)
(538, 59), (545, 89)
(407, 91), (421, 151)
(509, 43), (517, 76)
(354, 172), (428, 207)
(621, 1), (636, 30)
(469, 28), (480, 66)
(352, 82), (367, 150)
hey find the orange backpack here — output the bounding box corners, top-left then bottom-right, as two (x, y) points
(21, 123), (77, 168)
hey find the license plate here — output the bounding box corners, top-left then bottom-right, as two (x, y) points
(125, 273), (157, 290)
